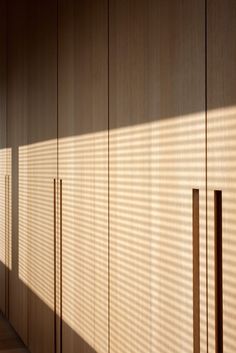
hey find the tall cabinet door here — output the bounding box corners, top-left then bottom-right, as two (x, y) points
(58, 0), (109, 352)
(109, 1), (206, 353)
(7, 0), (28, 342)
(26, 1), (58, 352)
(0, 0), (7, 316)
(207, 1), (236, 353)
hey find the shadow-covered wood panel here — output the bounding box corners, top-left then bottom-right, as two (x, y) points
(0, 313), (29, 352)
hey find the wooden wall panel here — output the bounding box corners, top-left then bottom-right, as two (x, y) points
(58, 0), (109, 352)
(0, 0), (7, 316)
(207, 1), (236, 353)
(7, 0), (28, 343)
(109, 1), (206, 353)
(26, 1), (57, 353)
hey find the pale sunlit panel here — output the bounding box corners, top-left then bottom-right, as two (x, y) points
(208, 106), (236, 353)
(18, 144), (29, 291)
(0, 148), (6, 266)
(6, 148), (12, 272)
(59, 131), (108, 353)
(0, 147), (7, 312)
(19, 139), (57, 310)
(110, 112), (206, 353)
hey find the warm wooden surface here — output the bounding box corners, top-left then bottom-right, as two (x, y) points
(7, 0), (28, 343)
(26, 1), (57, 353)
(3, 2), (236, 353)
(7, 0), (58, 351)
(0, 0), (7, 316)
(0, 314), (28, 352)
(207, 1), (236, 353)
(109, 1), (206, 353)
(58, 0), (109, 352)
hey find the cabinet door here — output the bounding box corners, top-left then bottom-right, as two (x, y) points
(7, 0), (28, 342)
(109, 1), (206, 352)
(26, 1), (58, 352)
(0, 0), (7, 316)
(58, 0), (109, 352)
(207, 1), (236, 353)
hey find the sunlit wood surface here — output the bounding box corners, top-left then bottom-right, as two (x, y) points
(207, 1), (236, 353)
(0, 0), (7, 319)
(0, 314), (28, 352)
(109, 1), (206, 353)
(58, 1), (109, 352)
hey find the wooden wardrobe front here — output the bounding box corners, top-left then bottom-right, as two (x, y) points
(109, 1), (206, 353)
(2, 1), (236, 353)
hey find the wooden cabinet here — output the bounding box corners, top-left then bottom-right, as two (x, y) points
(109, 1), (206, 353)
(2, 1), (236, 353)
(207, 1), (236, 353)
(58, 0), (109, 352)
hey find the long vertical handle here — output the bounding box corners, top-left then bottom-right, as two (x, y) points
(193, 189), (200, 353)
(214, 190), (223, 353)
(5, 175), (7, 316)
(60, 179), (62, 353)
(54, 178), (63, 353)
(5, 175), (7, 265)
(53, 178), (57, 353)
(5, 175), (9, 319)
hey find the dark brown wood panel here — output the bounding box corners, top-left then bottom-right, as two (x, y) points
(0, 314), (28, 352)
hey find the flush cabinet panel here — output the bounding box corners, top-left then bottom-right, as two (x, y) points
(26, 1), (58, 353)
(0, 0), (7, 316)
(109, 1), (206, 352)
(58, 0), (109, 352)
(7, 1), (57, 350)
(7, 0), (28, 343)
(207, 1), (236, 353)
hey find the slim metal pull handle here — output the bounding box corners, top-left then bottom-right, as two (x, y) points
(54, 178), (63, 353)
(53, 178), (57, 353)
(4, 175), (10, 319)
(5, 175), (7, 266)
(192, 189), (200, 353)
(60, 179), (62, 353)
(214, 190), (223, 353)
(5, 175), (7, 316)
